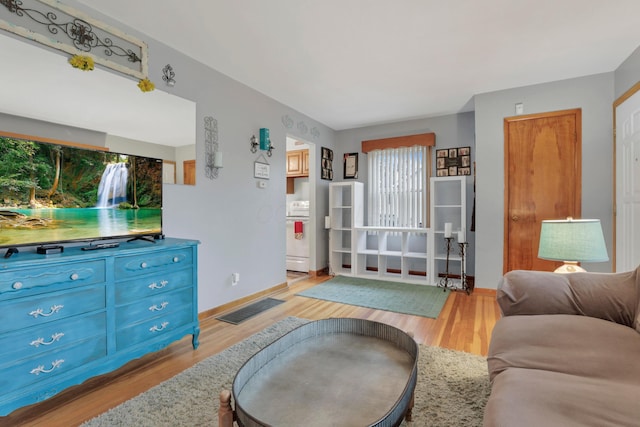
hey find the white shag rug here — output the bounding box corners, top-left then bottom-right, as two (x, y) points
(82, 317), (489, 427)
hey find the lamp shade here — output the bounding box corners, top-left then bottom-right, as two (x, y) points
(538, 219), (609, 263)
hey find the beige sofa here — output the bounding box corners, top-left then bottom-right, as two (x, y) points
(484, 268), (640, 427)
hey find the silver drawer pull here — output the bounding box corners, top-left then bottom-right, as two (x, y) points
(173, 256), (179, 262)
(12, 281), (23, 290)
(149, 302), (169, 312)
(30, 359), (64, 375)
(148, 280), (168, 290)
(140, 262), (148, 268)
(70, 273), (79, 281)
(149, 321), (169, 332)
(29, 304), (64, 318)
(30, 333), (65, 347)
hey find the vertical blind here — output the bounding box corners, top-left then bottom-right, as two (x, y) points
(368, 145), (426, 228)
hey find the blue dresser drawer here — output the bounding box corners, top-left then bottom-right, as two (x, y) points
(0, 312), (106, 368)
(0, 335), (106, 395)
(0, 238), (199, 416)
(114, 268), (193, 305)
(0, 285), (105, 334)
(116, 287), (193, 327)
(0, 260), (105, 294)
(114, 248), (193, 280)
(116, 308), (193, 350)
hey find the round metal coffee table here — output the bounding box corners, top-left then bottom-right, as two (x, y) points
(219, 318), (418, 427)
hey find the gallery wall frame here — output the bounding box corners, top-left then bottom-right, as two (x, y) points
(343, 152), (358, 179)
(436, 146), (471, 176)
(321, 146), (333, 180)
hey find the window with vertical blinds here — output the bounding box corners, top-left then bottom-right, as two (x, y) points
(367, 145), (427, 228)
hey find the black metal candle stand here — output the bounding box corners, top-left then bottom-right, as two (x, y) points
(458, 241), (471, 294)
(437, 236), (471, 294)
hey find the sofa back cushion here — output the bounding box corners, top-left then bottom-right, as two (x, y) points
(497, 267), (640, 331)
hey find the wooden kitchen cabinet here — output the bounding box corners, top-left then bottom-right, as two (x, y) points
(286, 149), (309, 177)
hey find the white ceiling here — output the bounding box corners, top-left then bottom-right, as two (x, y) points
(74, 0), (640, 130)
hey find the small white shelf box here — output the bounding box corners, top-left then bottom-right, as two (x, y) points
(329, 182), (363, 276)
(430, 176), (467, 286)
(354, 227), (431, 284)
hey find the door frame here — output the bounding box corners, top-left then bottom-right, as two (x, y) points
(503, 108), (582, 273)
(612, 80), (640, 271)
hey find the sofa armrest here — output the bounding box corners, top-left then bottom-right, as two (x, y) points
(497, 268), (639, 327)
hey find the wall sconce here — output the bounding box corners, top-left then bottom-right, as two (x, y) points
(206, 150), (223, 179)
(538, 217), (609, 273)
(162, 64), (176, 86)
(250, 128), (275, 157)
(213, 151), (223, 168)
(205, 116), (221, 179)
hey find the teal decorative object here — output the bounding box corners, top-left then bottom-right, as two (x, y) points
(259, 128), (270, 150)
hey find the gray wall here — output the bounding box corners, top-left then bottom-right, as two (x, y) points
(615, 45), (640, 99)
(334, 112), (477, 275)
(130, 25), (336, 312)
(474, 73), (615, 289)
(0, 112), (106, 146)
(105, 135), (178, 160)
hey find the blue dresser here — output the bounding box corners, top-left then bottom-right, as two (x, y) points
(0, 238), (199, 416)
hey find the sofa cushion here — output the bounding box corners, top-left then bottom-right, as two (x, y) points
(487, 314), (640, 382)
(484, 367), (640, 427)
(497, 268), (640, 330)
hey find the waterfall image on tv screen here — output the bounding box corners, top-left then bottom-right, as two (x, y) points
(0, 136), (163, 248)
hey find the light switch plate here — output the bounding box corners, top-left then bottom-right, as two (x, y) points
(515, 103), (524, 115)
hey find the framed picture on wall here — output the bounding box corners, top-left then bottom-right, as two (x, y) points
(436, 149), (448, 158)
(254, 161), (270, 179)
(344, 152), (358, 179)
(321, 146), (333, 180)
(435, 146), (472, 176)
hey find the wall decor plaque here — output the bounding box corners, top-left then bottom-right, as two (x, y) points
(0, 0), (148, 79)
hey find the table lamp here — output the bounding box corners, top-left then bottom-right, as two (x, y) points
(538, 218), (608, 273)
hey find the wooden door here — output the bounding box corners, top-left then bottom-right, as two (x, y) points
(183, 160), (196, 185)
(504, 109), (582, 273)
(614, 84), (640, 271)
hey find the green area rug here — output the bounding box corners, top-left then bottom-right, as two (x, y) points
(296, 275), (450, 318)
(81, 317), (490, 427)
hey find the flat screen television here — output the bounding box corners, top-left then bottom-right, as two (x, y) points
(0, 135), (163, 251)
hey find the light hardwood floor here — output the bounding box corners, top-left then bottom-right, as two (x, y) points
(3, 275), (500, 427)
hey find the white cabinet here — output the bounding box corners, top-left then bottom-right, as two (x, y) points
(354, 227), (430, 284)
(329, 178), (465, 286)
(430, 176), (466, 287)
(329, 182), (431, 284)
(328, 182), (363, 276)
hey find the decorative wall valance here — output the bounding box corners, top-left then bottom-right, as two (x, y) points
(361, 132), (435, 153)
(0, 0), (148, 79)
